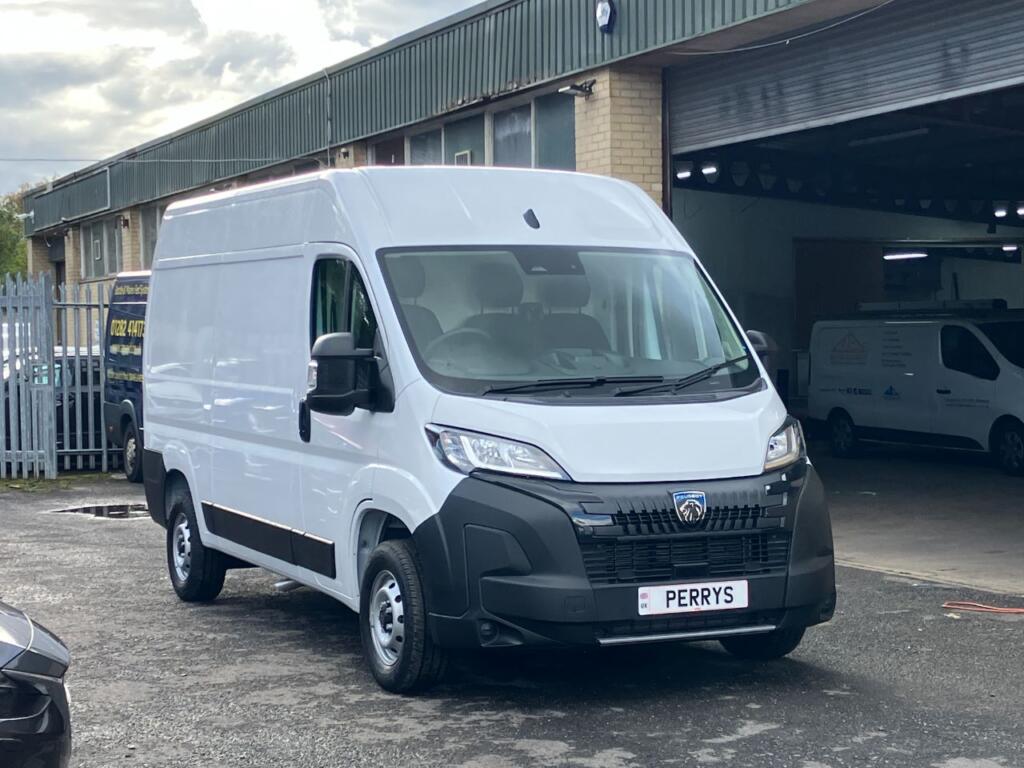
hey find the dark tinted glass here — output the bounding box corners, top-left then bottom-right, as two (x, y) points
(941, 325), (999, 380)
(977, 321), (1024, 367)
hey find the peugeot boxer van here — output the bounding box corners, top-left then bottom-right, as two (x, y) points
(142, 168), (835, 692)
(809, 310), (1024, 474)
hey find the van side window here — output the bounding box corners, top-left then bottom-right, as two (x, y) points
(941, 326), (998, 381)
(310, 259), (378, 350)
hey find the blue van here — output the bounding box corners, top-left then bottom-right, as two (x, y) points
(103, 271), (149, 482)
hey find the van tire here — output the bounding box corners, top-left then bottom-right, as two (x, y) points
(828, 411), (858, 458)
(166, 484), (226, 602)
(720, 626), (805, 660)
(123, 422), (143, 484)
(360, 539), (447, 694)
(994, 419), (1024, 476)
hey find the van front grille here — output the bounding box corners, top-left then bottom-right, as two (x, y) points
(580, 532), (791, 585)
(609, 499), (765, 535)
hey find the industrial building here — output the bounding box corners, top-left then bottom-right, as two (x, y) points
(22, 0), (1024, 404)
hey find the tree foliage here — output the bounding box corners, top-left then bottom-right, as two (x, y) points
(0, 194), (29, 278)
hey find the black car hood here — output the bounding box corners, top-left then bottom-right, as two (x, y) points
(0, 600), (70, 677)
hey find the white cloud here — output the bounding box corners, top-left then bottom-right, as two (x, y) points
(0, 0), (477, 195)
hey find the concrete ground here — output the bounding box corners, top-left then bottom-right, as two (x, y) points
(1, 475), (1022, 768)
(813, 442), (1024, 596)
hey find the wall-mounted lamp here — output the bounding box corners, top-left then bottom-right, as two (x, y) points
(14, 211), (34, 222)
(121, 215), (131, 229)
(675, 161), (694, 181)
(596, 0), (616, 33)
(558, 79), (596, 98)
(994, 202), (1009, 218)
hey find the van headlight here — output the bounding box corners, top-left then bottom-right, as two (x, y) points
(764, 418), (805, 472)
(427, 425), (570, 480)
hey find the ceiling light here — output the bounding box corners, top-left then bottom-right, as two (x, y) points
(675, 161), (694, 181)
(701, 163), (718, 176)
(1002, 245), (1019, 252)
(1017, 204), (1024, 216)
(884, 252), (928, 261)
(994, 203), (1009, 218)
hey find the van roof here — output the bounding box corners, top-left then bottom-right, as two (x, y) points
(155, 167), (685, 264)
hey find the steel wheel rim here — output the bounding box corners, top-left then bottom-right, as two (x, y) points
(172, 513), (192, 583)
(1001, 430), (1024, 470)
(124, 435), (136, 473)
(368, 570), (405, 667)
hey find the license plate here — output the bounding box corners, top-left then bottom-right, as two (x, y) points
(638, 580), (749, 616)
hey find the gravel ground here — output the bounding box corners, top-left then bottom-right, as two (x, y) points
(1, 476), (1022, 768)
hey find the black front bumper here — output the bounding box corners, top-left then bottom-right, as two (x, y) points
(413, 460), (836, 649)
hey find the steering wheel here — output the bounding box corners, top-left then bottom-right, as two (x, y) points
(423, 327), (495, 361)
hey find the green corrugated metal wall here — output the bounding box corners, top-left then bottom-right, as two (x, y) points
(27, 0), (810, 233)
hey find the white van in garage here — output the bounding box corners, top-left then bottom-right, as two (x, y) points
(142, 167), (835, 692)
(808, 310), (1024, 474)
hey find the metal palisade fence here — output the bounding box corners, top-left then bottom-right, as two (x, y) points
(1, 273), (119, 479)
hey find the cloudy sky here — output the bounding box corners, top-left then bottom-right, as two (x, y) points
(0, 0), (476, 194)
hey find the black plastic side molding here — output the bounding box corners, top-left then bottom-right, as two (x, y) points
(142, 449), (168, 527)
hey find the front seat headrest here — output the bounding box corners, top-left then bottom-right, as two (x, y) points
(471, 262), (524, 309)
(390, 256), (427, 300)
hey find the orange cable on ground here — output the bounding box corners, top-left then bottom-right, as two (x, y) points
(942, 601), (1024, 615)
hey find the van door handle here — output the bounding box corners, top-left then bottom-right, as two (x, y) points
(936, 388), (951, 395)
(298, 399), (311, 443)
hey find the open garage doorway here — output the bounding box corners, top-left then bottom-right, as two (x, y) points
(667, 85), (1024, 594)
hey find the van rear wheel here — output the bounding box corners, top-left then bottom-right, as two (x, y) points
(995, 420), (1024, 476)
(360, 539), (447, 694)
(828, 412), (858, 458)
(123, 422), (143, 483)
(720, 626), (805, 660)
(166, 484), (226, 602)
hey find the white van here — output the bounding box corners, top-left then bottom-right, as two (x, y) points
(808, 311), (1024, 474)
(142, 168), (835, 692)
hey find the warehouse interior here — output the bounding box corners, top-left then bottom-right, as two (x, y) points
(672, 84), (1024, 407)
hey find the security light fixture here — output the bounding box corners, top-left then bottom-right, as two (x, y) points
(558, 80), (596, 98)
(14, 211), (34, 222)
(675, 161), (694, 181)
(1003, 244), (1019, 252)
(1017, 203), (1024, 217)
(701, 163), (719, 176)
(994, 202), (1009, 218)
(596, 0), (616, 33)
(883, 252), (928, 261)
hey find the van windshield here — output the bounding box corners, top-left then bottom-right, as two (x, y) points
(378, 247), (759, 399)
(978, 320), (1024, 368)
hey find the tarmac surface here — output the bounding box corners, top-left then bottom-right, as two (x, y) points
(1, 475), (1022, 768)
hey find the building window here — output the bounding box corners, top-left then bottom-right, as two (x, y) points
(410, 130), (442, 165)
(443, 115), (485, 166)
(535, 93), (576, 171)
(80, 216), (123, 279)
(493, 105), (532, 168)
(140, 203), (166, 269)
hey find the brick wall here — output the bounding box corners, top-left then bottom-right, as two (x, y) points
(26, 237), (54, 280)
(575, 64), (663, 206)
(334, 142), (369, 168)
(122, 209), (143, 272)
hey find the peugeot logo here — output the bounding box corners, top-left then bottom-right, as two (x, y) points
(672, 491), (707, 525)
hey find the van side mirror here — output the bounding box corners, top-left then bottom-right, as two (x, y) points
(306, 332), (377, 416)
(746, 330), (777, 366)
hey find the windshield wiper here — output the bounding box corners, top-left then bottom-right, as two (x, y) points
(482, 375), (664, 396)
(614, 355), (751, 397)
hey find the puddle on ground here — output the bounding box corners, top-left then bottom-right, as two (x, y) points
(46, 503), (149, 519)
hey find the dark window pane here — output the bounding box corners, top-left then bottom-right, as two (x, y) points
(444, 115), (485, 166)
(941, 325), (999, 380)
(350, 272), (378, 350)
(410, 130), (442, 165)
(978, 321), (1024, 367)
(494, 105), (532, 168)
(373, 136), (405, 165)
(535, 93), (576, 171)
(311, 259), (348, 344)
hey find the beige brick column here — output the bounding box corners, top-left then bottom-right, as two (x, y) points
(574, 64), (664, 207)
(27, 236), (54, 280)
(121, 209), (143, 272)
(65, 228), (82, 287)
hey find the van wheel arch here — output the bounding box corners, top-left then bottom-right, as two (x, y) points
(827, 409), (858, 458)
(356, 509), (411, 588)
(162, 470), (190, 525)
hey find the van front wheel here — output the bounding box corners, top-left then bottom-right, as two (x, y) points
(360, 540), (447, 694)
(166, 484), (226, 602)
(828, 412), (858, 458)
(994, 420), (1024, 476)
(720, 626), (805, 660)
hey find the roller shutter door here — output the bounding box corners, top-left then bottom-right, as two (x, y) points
(667, 0), (1024, 154)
